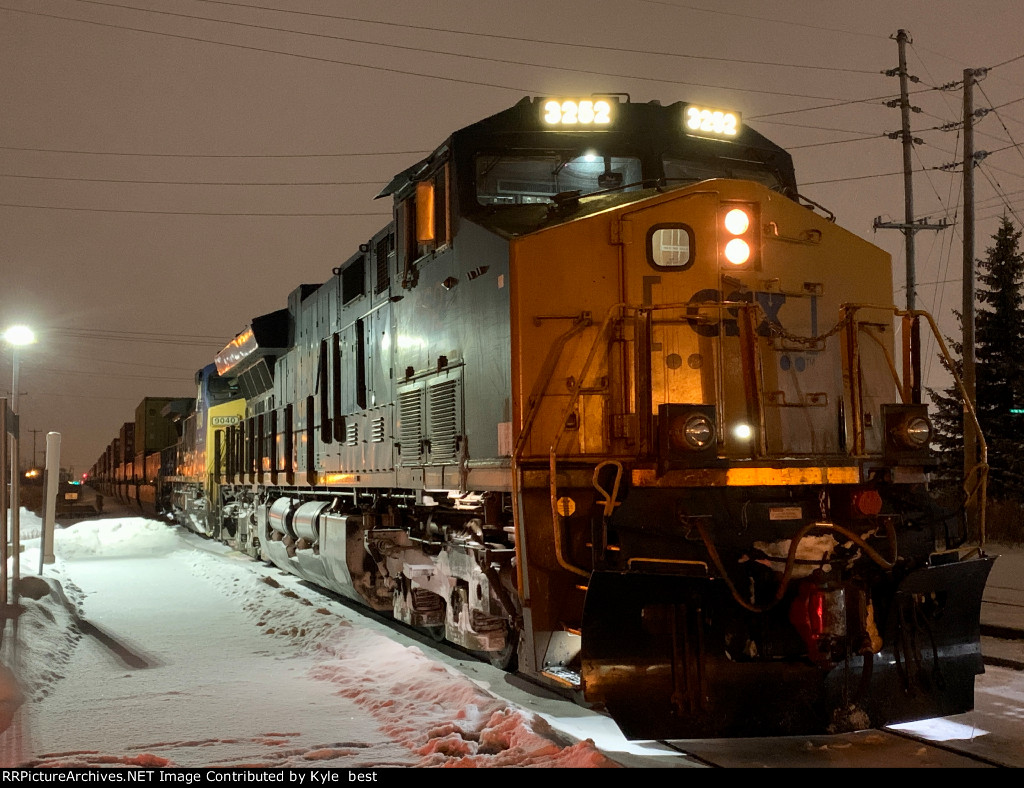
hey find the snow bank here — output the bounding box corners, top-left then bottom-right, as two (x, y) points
(5, 513), (619, 768)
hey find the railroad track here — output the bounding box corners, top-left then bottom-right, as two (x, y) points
(184, 526), (1024, 768)
(981, 572), (1024, 670)
(654, 726), (1014, 768)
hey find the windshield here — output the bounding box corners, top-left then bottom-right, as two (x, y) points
(475, 153), (642, 205)
(662, 156), (785, 191)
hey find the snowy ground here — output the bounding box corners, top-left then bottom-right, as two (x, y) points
(10, 508), (1019, 769)
(0, 508), (671, 769)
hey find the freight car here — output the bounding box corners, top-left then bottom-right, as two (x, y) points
(89, 397), (190, 517)
(90, 96), (994, 740)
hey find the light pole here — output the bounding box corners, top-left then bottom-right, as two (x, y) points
(3, 325), (35, 593)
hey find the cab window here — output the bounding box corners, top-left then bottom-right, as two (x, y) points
(475, 153), (641, 205)
(662, 156), (784, 191)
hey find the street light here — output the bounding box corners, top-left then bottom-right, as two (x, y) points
(3, 325), (35, 595)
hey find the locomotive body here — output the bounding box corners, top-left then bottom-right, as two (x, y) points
(89, 96), (993, 739)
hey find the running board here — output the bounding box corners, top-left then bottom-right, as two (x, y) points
(541, 666), (581, 688)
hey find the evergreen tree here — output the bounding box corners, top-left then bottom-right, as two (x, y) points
(928, 216), (1024, 500)
(927, 326), (963, 497)
(975, 216), (1024, 498)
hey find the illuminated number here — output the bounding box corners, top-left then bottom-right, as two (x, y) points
(686, 106), (740, 136)
(544, 98), (613, 125)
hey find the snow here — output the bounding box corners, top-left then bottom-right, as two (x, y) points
(0, 509), (631, 769)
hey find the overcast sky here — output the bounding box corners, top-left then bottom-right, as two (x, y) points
(4, 0), (1024, 472)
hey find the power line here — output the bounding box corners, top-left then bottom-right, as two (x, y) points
(977, 162), (1024, 229)
(50, 329), (228, 346)
(0, 173), (387, 186)
(0, 4), (538, 94)
(633, 0), (888, 42)
(0, 146), (428, 158)
(802, 169), (909, 186)
(20, 389), (163, 403)
(748, 92), (902, 121)
(30, 365), (200, 382)
(788, 134), (884, 150)
(0, 202), (391, 217)
(2, 3), (861, 103)
(169, 0), (883, 75)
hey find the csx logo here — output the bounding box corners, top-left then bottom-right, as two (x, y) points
(685, 288), (814, 338)
(211, 416), (240, 426)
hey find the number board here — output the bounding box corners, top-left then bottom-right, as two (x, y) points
(541, 98), (614, 127)
(683, 105), (741, 138)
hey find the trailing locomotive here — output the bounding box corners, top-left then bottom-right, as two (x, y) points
(89, 96), (994, 739)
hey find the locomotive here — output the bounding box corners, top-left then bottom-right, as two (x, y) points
(90, 96), (995, 740)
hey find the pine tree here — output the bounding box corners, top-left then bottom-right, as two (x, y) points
(928, 216), (1024, 501)
(975, 216), (1024, 498)
(927, 327), (963, 497)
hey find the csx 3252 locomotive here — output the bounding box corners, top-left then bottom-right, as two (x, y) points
(91, 96), (994, 739)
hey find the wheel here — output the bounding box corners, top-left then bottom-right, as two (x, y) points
(424, 625), (446, 643)
(487, 627), (519, 671)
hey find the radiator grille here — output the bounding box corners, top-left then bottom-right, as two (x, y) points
(428, 380), (459, 463)
(398, 388), (423, 465)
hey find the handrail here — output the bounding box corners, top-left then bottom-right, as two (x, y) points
(513, 298), (989, 588)
(510, 306), (610, 594)
(908, 309), (988, 547)
(545, 305), (626, 578)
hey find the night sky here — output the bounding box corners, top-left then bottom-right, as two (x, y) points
(3, 0), (1024, 473)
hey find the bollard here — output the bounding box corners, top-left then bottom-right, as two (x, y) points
(40, 432), (61, 571)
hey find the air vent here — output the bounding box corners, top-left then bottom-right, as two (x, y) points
(398, 388), (423, 466)
(428, 380), (459, 463)
(371, 416), (386, 443)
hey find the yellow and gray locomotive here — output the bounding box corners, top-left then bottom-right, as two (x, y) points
(93, 96), (994, 739)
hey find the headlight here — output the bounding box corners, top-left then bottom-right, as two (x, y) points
(679, 414), (714, 450)
(882, 404), (937, 465)
(660, 404), (718, 468)
(896, 415), (932, 449)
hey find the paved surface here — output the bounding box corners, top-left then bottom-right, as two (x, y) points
(981, 543), (1024, 669)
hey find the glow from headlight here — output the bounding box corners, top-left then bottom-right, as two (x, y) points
(724, 238), (751, 264)
(733, 423), (753, 440)
(889, 718), (990, 742)
(724, 208), (750, 235)
(397, 335), (426, 351)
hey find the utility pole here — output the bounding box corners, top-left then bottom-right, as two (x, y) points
(962, 66), (990, 532)
(963, 67), (977, 487)
(28, 428), (43, 468)
(875, 29), (949, 404)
